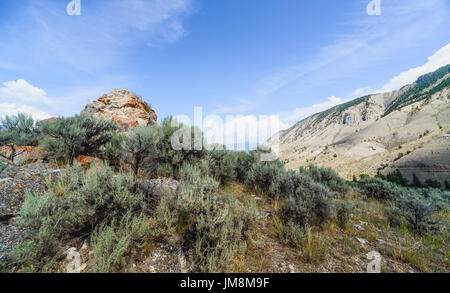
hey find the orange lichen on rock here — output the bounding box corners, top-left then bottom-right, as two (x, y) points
(112, 116), (138, 129)
(81, 88), (158, 131)
(75, 155), (102, 168)
(0, 145), (39, 164)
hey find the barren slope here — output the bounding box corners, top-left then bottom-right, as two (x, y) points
(266, 66), (450, 184)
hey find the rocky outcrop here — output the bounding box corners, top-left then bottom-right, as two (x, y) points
(81, 89), (158, 130)
(0, 145), (39, 165)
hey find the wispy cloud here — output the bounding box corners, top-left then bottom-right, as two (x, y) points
(2, 0), (193, 73)
(279, 96), (344, 124)
(255, 0), (448, 98)
(382, 43), (450, 91)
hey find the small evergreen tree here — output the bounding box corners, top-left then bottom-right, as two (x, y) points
(424, 179), (442, 189)
(386, 169), (408, 186)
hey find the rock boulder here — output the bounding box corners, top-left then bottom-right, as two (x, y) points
(81, 89), (158, 130)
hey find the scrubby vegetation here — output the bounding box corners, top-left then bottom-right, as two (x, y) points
(299, 165), (350, 195)
(5, 163), (146, 272)
(156, 117), (207, 178)
(152, 164), (261, 272)
(0, 113), (40, 146)
(39, 115), (117, 163)
(1, 112), (449, 273)
(112, 125), (162, 176)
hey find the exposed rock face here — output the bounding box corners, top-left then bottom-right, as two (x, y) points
(0, 145), (39, 165)
(266, 65), (450, 184)
(81, 89), (158, 130)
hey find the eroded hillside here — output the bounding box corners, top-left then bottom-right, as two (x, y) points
(267, 65), (450, 184)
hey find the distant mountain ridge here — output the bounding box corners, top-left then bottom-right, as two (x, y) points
(266, 65), (450, 185)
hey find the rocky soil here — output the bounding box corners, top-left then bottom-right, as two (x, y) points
(0, 163), (61, 262)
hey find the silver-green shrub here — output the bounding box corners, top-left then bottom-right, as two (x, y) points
(299, 165), (350, 195)
(7, 163), (145, 272)
(154, 163), (261, 272)
(39, 114), (117, 163)
(88, 212), (150, 273)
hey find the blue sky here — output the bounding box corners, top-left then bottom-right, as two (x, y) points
(1, 0), (450, 146)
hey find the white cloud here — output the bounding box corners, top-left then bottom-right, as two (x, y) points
(350, 86), (373, 98)
(281, 96), (344, 123)
(255, 0), (448, 98)
(383, 43), (450, 91)
(0, 79), (52, 120)
(0, 79), (51, 105)
(0, 103), (51, 121)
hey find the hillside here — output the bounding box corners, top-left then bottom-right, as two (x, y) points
(266, 65), (450, 184)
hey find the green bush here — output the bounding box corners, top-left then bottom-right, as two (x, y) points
(0, 113), (40, 146)
(206, 149), (237, 185)
(424, 179), (442, 189)
(299, 165), (349, 195)
(157, 117), (207, 178)
(88, 212), (150, 273)
(61, 163), (144, 232)
(157, 162), (175, 178)
(153, 163), (261, 272)
(445, 180), (450, 191)
(416, 188), (450, 212)
(336, 200), (353, 229)
(121, 125), (162, 176)
(272, 217), (305, 248)
(395, 192), (440, 234)
(7, 163), (145, 272)
(234, 151), (258, 183)
(359, 174), (370, 180)
(104, 132), (126, 167)
(384, 206), (403, 228)
(7, 222), (62, 272)
(279, 176), (336, 228)
(386, 169), (408, 186)
(39, 115), (117, 163)
(245, 161), (285, 198)
(359, 177), (405, 201)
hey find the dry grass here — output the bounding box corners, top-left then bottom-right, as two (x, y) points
(228, 181), (449, 273)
